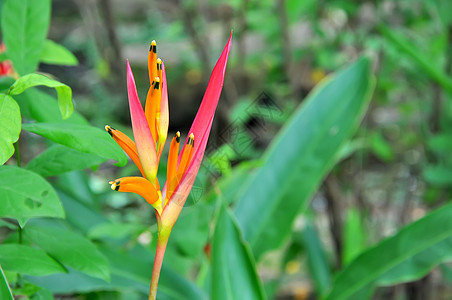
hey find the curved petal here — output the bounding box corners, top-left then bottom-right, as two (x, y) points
(105, 125), (146, 177)
(109, 176), (159, 205)
(127, 60), (158, 183)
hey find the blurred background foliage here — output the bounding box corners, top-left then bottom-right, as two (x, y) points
(2, 0), (452, 299)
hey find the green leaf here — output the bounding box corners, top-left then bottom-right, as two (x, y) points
(0, 166), (64, 227)
(342, 207), (366, 265)
(22, 123), (127, 166)
(0, 244), (66, 276)
(234, 57), (375, 258)
(26, 144), (106, 177)
(0, 94), (21, 165)
(87, 223), (147, 240)
(380, 25), (452, 95)
(302, 222), (331, 298)
(0, 266), (13, 300)
(30, 288), (54, 300)
(40, 40), (78, 66)
(369, 131), (394, 162)
(27, 244), (208, 299)
(1, 0), (51, 75)
(15, 88), (87, 125)
(9, 74), (73, 119)
(23, 225), (110, 281)
(211, 202), (266, 300)
(326, 202), (452, 300)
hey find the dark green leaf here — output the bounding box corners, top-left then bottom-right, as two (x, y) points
(1, 0), (51, 75)
(24, 225), (110, 281)
(26, 144), (106, 177)
(9, 73), (73, 119)
(212, 202), (266, 300)
(0, 244), (66, 276)
(0, 94), (21, 165)
(234, 57), (374, 258)
(326, 202), (452, 300)
(0, 266), (13, 300)
(22, 123), (127, 166)
(40, 40), (78, 66)
(0, 166), (64, 227)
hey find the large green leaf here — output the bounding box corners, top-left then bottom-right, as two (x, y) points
(234, 57), (374, 258)
(0, 266), (13, 300)
(0, 166), (64, 227)
(40, 40), (78, 66)
(1, 0), (51, 75)
(0, 244), (66, 276)
(23, 225), (110, 281)
(22, 123), (127, 166)
(26, 144), (106, 177)
(9, 73), (73, 119)
(211, 202), (266, 300)
(326, 202), (452, 300)
(0, 94), (21, 165)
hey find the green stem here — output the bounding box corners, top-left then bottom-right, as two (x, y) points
(148, 227), (170, 300)
(18, 226), (22, 244)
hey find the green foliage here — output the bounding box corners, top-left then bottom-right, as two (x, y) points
(0, 267), (13, 300)
(0, 166), (64, 227)
(22, 123), (127, 166)
(8, 73), (74, 119)
(342, 207), (366, 265)
(40, 40), (79, 66)
(24, 225), (110, 281)
(26, 145), (106, 177)
(326, 203), (452, 300)
(0, 94), (20, 165)
(0, 244), (66, 276)
(1, 0), (51, 75)
(302, 222), (332, 298)
(234, 57), (374, 258)
(211, 202), (266, 300)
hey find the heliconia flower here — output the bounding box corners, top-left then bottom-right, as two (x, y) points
(105, 33), (232, 299)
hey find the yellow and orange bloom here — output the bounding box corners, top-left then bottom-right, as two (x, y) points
(105, 33), (232, 299)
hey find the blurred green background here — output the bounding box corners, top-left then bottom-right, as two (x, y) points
(2, 0), (452, 299)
